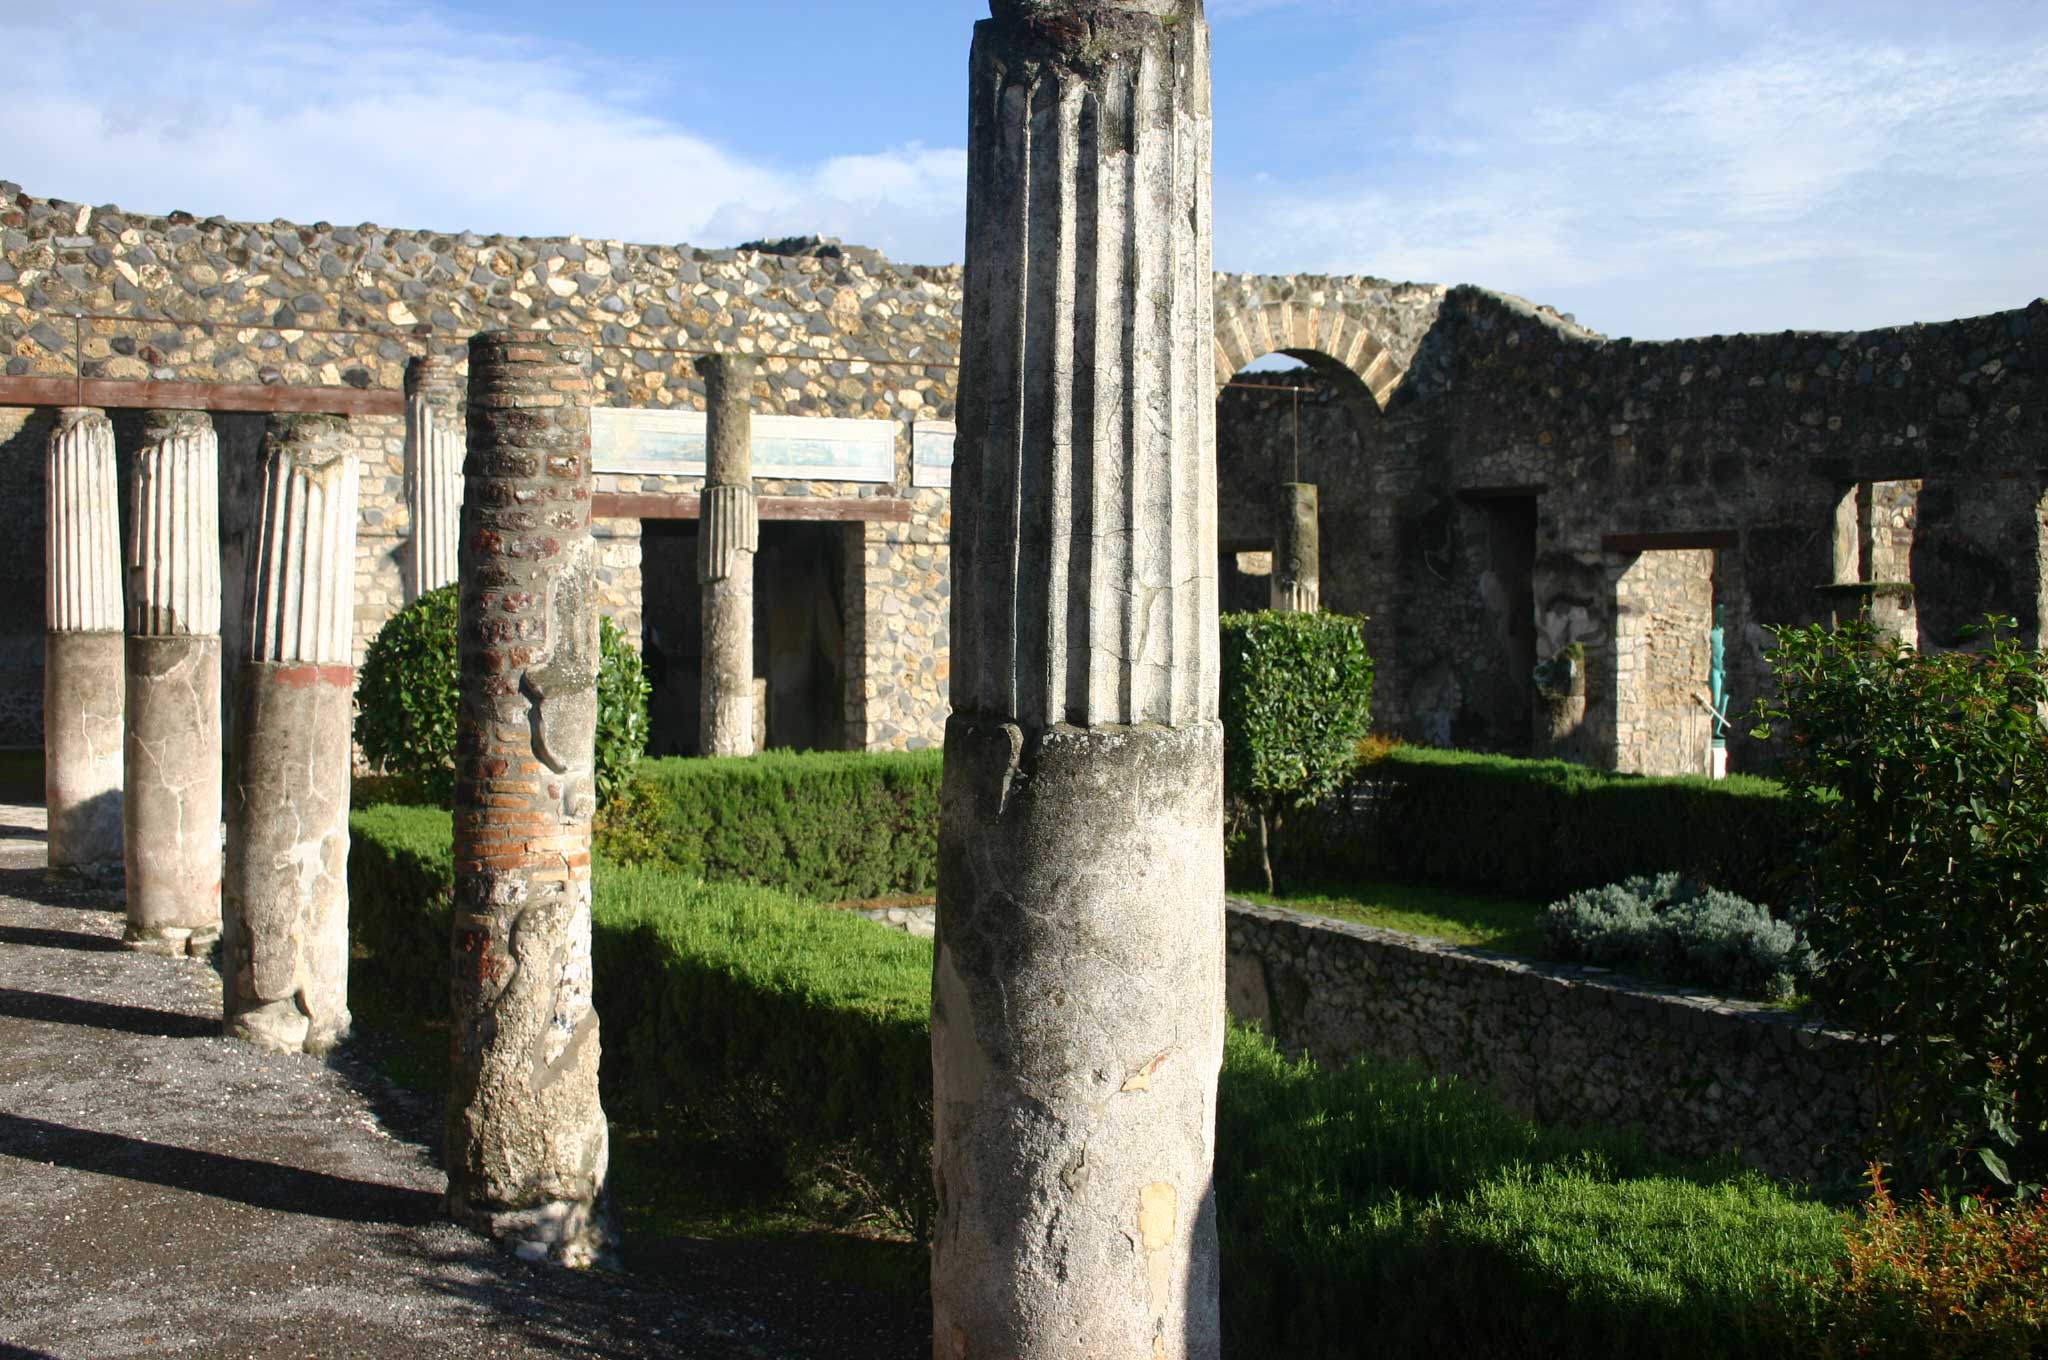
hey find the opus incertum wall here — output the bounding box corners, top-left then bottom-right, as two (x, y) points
(2, 179), (2042, 772)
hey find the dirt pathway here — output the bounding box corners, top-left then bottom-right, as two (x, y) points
(0, 802), (890, 1359)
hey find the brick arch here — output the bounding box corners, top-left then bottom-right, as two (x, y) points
(1212, 300), (1405, 411)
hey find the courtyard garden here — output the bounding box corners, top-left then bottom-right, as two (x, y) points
(341, 598), (2048, 1357)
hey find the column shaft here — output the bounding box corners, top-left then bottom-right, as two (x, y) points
(934, 5), (1223, 1356)
(447, 331), (609, 1265)
(696, 353), (758, 757)
(45, 408), (126, 867)
(405, 354), (466, 600)
(1271, 481), (1320, 612)
(224, 413), (360, 1055)
(123, 409), (222, 956)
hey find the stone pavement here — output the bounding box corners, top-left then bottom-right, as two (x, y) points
(0, 802), (900, 1359)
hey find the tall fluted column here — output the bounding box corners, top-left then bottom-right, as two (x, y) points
(447, 331), (609, 1265)
(1271, 481), (1320, 611)
(405, 354), (466, 600)
(934, 4), (1223, 1356)
(123, 409), (223, 956)
(695, 352), (758, 757)
(223, 414), (360, 1054)
(44, 408), (126, 869)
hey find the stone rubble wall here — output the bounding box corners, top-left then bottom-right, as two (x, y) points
(3, 182), (2039, 763)
(1224, 898), (1875, 1184)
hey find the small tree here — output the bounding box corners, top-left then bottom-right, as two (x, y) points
(1220, 610), (1375, 893)
(1752, 617), (2048, 1195)
(355, 584), (649, 807)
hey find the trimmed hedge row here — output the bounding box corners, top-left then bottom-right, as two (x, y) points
(1274, 747), (1808, 907)
(595, 749), (943, 900)
(350, 807), (1852, 1358)
(347, 803), (936, 1230)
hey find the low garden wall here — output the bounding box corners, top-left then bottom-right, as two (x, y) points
(1225, 898), (1875, 1185)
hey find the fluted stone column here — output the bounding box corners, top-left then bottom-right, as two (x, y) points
(1271, 481), (1320, 612)
(934, 4), (1223, 1356)
(405, 354), (465, 600)
(123, 409), (223, 956)
(695, 353), (758, 757)
(223, 414), (359, 1054)
(446, 331), (609, 1265)
(44, 408), (126, 869)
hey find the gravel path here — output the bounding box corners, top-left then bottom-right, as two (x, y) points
(0, 803), (902, 1359)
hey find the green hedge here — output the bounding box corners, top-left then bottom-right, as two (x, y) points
(350, 806), (1857, 1358)
(595, 750), (943, 900)
(1273, 747), (1808, 907)
(347, 804), (934, 1229)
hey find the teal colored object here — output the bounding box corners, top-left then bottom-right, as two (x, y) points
(1709, 604), (1729, 744)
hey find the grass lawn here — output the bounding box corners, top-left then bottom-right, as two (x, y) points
(1241, 875), (1551, 956)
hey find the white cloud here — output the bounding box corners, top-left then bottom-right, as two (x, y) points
(0, 0), (969, 263)
(3, 0), (2042, 339)
(1213, 0), (2048, 337)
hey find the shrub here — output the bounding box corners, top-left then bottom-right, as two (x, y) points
(594, 616), (650, 807)
(1812, 1167), (2048, 1359)
(1220, 610), (1375, 892)
(1270, 745), (1805, 908)
(1545, 873), (1812, 1002)
(595, 749), (943, 900)
(350, 802), (1851, 1359)
(1753, 617), (2048, 1194)
(354, 584), (649, 808)
(354, 585), (459, 800)
(345, 805), (934, 1233)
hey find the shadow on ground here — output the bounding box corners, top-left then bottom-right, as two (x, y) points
(0, 985), (218, 1037)
(0, 1112), (444, 1225)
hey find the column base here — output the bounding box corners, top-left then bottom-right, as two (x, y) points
(122, 923), (220, 958)
(448, 1191), (615, 1269)
(226, 998), (352, 1057)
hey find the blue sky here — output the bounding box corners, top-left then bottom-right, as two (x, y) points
(3, 0), (2044, 340)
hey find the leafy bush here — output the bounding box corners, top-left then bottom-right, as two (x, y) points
(354, 584), (649, 807)
(595, 749), (942, 900)
(354, 586), (459, 800)
(1268, 745), (1805, 908)
(1545, 872), (1812, 1002)
(345, 805), (934, 1232)
(351, 800), (1854, 1359)
(1812, 1167), (2048, 1359)
(1214, 1024), (1843, 1359)
(594, 616), (650, 807)
(1220, 610), (1375, 892)
(1753, 618), (2048, 1194)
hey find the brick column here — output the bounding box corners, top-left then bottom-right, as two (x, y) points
(223, 413), (359, 1054)
(446, 330), (608, 1265)
(123, 409), (223, 956)
(405, 353), (465, 600)
(44, 407), (125, 869)
(934, 3), (1224, 1355)
(1271, 481), (1320, 611)
(695, 352), (758, 756)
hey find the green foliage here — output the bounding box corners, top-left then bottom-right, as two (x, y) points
(594, 615), (650, 807)
(1267, 745), (1805, 908)
(1812, 1167), (2048, 1359)
(354, 585), (460, 802)
(1213, 1024), (1842, 1358)
(595, 750), (943, 900)
(345, 805), (935, 1233)
(352, 798), (1859, 1358)
(353, 585), (649, 808)
(1545, 873), (1813, 1002)
(1220, 610), (1375, 890)
(1752, 618), (2048, 1196)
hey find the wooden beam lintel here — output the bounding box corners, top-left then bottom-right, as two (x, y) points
(593, 492), (912, 524)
